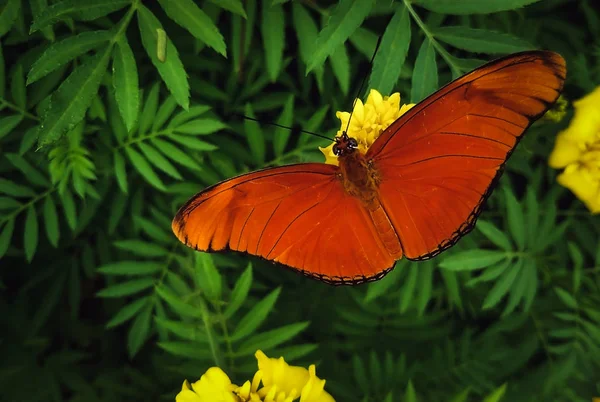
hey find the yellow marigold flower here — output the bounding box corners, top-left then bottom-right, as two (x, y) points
(549, 86), (600, 213)
(175, 350), (335, 402)
(319, 89), (415, 166)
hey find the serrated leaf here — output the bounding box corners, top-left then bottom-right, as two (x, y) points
(411, 38), (438, 103)
(237, 322), (309, 355)
(195, 253), (222, 301)
(0, 178), (35, 197)
(244, 104), (265, 164)
(169, 134), (217, 151)
(139, 82), (160, 135)
(151, 138), (202, 170)
(6, 153), (50, 187)
(0, 0), (21, 37)
(554, 287), (578, 309)
(60, 189), (77, 230)
(433, 26), (534, 54)
(113, 151), (128, 193)
(106, 296), (150, 328)
(231, 287), (281, 341)
(28, 30), (112, 85)
(261, 2), (284, 81)
(273, 95), (294, 156)
(155, 285), (202, 318)
(168, 105), (211, 128)
(11, 64), (26, 108)
(158, 0), (226, 57)
(349, 27), (378, 59)
(440, 249), (507, 271)
(37, 48), (111, 147)
(113, 37), (139, 132)
(0, 115), (24, 139)
(138, 5), (190, 110)
(157, 341), (212, 359)
(207, 0), (246, 17)
(306, 0), (373, 73)
(127, 302), (152, 358)
(172, 118), (227, 135)
(30, 0), (129, 32)
(329, 44), (350, 95)
(152, 95), (177, 132)
(97, 278), (155, 298)
(0, 218), (15, 258)
(98, 261), (162, 276)
(125, 146), (167, 191)
(224, 264), (253, 318)
(138, 142), (182, 180)
(113, 240), (168, 258)
(369, 5), (411, 94)
(504, 187), (525, 250)
(43, 195), (59, 247)
(476, 220), (512, 251)
(414, 0), (540, 14)
(482, 261), (521, 310)
(24, 206), (38, 262)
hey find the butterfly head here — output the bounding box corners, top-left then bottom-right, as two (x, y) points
(332, 132), (359, 157)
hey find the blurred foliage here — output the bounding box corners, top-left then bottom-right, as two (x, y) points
(1, 0), (599, 401)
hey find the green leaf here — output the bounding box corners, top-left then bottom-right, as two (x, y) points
(440, 249), (507, 271)
(244, 104), (265, 164)
(0, 43), (5, 97)
(158, 0), (226, 57)
(24, 206), (38, 262)
(369, 5), (411, 95)
(405, 381), (418, 402)
(0, 178), (35, 197)
(413, 0), (541, 14)
(349, 27), (378, 59)
(43, 196), (59, 247)
(504, 187), (525, 250)
(113, 151), (128, 193)
(98, 261), (162, 276)
(138, 142), (182, 180)
(138, 5), (190, 110)
(168, 104), (211, 128)
(0, 218), (15, 258)
(60, 189), (77, 230)
(476, 220), (512, 251)
(554, 287), (578, 309)
(151, 138), (202, 170)
(134, 216), (172, 244)
(261, 2), (284, 81)
(127, 302), (152, 358)
(329, 44), (350, 95)
(172, 118), (227, 135)
(483, 383), (507, 402)
(400, 265), (418, 313)
(113, 240), (168, 258)
(37, 48), (111, 147)
(30, 0), (129, 32)
(364, 263), (402, 303)
(482, 262), (521, 310)
(231, 287), (281, 341)
(0, 115), (24, 140)
(224, 264), (253, 318)
(292, 3), (318, 67)
(28, 30), (112, 85)
(207, 0), (246, 17)
(237, 322), (310, 355)
(568, 242), (583, 293)
(411, 38), (438, 103)
(5, 153), (50, 187)
(306, 0), (373, 73)
(155, 285), (202, 318)
(155, 317), (206, 340)
(157, 341), (212, 359)
(432, 26), (534, 54)
(11, 63), (26, 108)
(152, 95), (177, 132)
(195, 253), (222, 301)
(169, 134), (217, 151)
(416, 262), (434, 315)
(0, 0), (21, 37)
(97, 278), (155, 298)
(273, 95), (294, 156)
(0, 196), (20, 209)
(112, 37), (140, 132)
(125, 146), (167, 191)
(30, 0), (55, 41)
(106, 296), (151, 328)
(139, 82), (160, 135)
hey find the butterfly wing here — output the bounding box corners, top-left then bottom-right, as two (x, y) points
(172, 164), (395, 284)
(366, 50), (566, 260)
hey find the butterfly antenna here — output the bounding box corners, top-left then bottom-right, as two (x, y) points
(345, 34), (383, 135)
(240, 115), (333, 141)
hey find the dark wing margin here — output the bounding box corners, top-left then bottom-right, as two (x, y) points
(368, 50), (566, 260)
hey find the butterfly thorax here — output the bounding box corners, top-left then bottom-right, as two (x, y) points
(336, 136), (381, 207)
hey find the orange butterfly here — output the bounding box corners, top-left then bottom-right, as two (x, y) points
(172, 51), (566, 285)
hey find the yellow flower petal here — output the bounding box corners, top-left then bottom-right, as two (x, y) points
(548, 132), (583, 168)
(256, 350), (309, 397)
(299, 365), (335, 402)
(557, 165), (600, 213)
(177, 368), (238, 402)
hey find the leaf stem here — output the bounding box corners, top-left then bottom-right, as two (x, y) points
(0, 98), (40, 121)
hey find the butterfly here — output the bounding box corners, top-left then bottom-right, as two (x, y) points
(172, 50), (566, 285)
